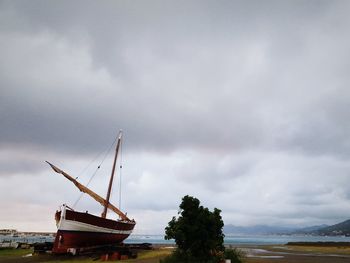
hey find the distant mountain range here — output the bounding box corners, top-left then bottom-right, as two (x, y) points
(224, 219), (350, 236)
(312, 219), (350, 236)
(224, 224), (299, 235)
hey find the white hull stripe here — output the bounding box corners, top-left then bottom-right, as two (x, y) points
(58, 218), (133, 235)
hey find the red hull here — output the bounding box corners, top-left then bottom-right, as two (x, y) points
(52, 208), (135, 254)
(52, 230), (131, 253)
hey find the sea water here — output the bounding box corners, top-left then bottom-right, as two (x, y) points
(1, 234), (349, 245)
(0, 235), (54, 244)
(125, 234), (350, 245)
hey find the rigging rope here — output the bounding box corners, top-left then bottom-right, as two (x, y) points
(75, 136), (118, 180)
(72, 165), (100, 209)
(72, 135), (119, 209)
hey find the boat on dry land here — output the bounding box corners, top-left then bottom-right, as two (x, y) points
(47, 131), (136, 254)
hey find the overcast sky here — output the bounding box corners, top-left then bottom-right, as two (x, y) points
(1, 0), (350, 234)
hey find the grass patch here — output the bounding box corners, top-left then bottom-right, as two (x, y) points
(38, 250), (171, 263)
(160, 248), (245, 263)
(38, 257), (97, 263)
(284, 245), (350, 255)
(0, 248), (33, 257)
(0, 248), (173, 263)
(122, 248), (173, 263)
(134, 249), (173, 260)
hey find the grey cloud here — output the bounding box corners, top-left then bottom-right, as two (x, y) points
(1, 0), (350, 232)
(1, 0), (349, 157)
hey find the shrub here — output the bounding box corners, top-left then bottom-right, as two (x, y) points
(224, 248), (245, 263)
(165, 196), (224, 261)
(163, 196), (245, 263)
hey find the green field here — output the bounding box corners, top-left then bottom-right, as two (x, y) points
(2, 245), (350, 263)
(0, 248), (172, 263)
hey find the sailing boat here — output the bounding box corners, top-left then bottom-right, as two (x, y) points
(47, 132), (136, 254)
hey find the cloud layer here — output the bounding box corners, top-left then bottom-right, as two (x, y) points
(1, 0), (350, 233)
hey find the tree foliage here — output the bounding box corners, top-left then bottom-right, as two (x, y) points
(164, 195), (225, 262)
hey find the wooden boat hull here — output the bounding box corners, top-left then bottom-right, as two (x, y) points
(53, 205), (135, 254)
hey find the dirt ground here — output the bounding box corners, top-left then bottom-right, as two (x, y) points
(246, 255), (350, 263)
(243, 244), (350, 263)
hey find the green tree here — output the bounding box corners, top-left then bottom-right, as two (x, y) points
(164, 195), (225, 262)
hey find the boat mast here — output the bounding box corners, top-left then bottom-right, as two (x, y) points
(101, 131), (122, 219)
